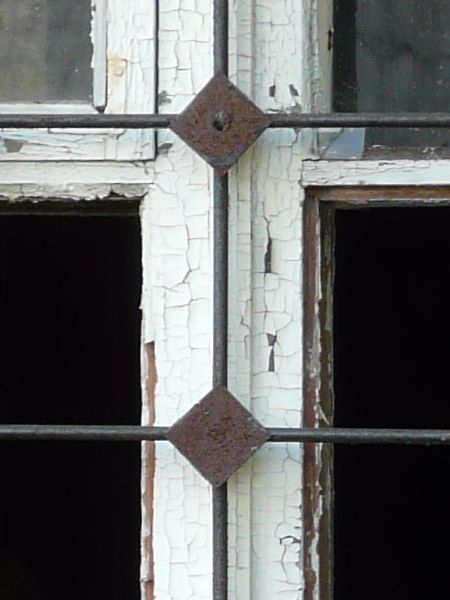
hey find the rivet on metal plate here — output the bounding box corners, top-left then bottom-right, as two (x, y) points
(170, 72), (270, 173)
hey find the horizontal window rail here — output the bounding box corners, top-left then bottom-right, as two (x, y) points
(0, 424), (448, 444)
(1, 113), (450, 129)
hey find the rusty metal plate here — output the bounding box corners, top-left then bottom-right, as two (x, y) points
(170, 72), (270, 172)
(167, 385), (269, 487)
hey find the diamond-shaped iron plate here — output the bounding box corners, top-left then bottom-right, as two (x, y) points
(167, 385), (269, 487)
(170, 72), (270, 173)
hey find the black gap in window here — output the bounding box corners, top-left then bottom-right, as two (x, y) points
(0, 216), (141, 600)
(334, 207), (450, 600)
(333, 0), (450, 150)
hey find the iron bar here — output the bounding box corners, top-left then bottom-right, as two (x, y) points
(3, 113), (450, 130)
(213, 170), (229, 388)
(212, 3), (230, 590)
(267, 428), (450, 444)
(213, 0), (229, 76)
(212, 170), (229, 600)
(268, 112), (450, 129)
(0, 425), (168, 441)
(0, 425), (448, 445)
(0, 114), (175, 129)
(212, 484), (228, 599)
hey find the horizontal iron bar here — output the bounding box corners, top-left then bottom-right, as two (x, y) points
(0, 425), (169, 441)
(0, 114), (176, 129)
(0, 425), (447, 445)
(267, 428), (450, 444)
(268, 113), (450, 128)
(1, 113), (450, 129)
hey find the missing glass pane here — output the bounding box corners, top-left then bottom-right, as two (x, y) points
(334, 0), (450, 150)
(0, 1), (93, 102)
(334, 208), (450, 599)
(0, 216), (141, 599)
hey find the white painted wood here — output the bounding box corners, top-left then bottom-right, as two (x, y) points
(1, 0), (447, 599)
(141, 2), (213, 599)
(302, 159), (450, 186)
(227, 1), (306, 598)
(0, 161), (153, 204)
(105, 0), (156, 160)
(0, 103), (95, 115)
(92, 0), (107, 110)
(0, 0), (156, 161)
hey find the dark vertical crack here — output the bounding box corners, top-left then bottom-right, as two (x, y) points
(264, 235), (272, 273)
(267, 333), (277, 372)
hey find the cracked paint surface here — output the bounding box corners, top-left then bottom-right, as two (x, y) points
(303, 159), (450, 186)
(4, 1), (450, 599)
(227, 1), (305, 598)
(0, 0), (156, 161)
(141, 1), (212, 598)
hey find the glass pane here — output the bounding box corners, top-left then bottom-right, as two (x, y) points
(334, 0), (450, 149)
(0, 0), (93, 102)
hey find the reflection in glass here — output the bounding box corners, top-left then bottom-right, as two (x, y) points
(334, 0), (450, 149)
(0, 0), (93, 102)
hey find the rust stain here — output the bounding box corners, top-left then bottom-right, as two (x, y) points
(144, 342), (157, 600)
(167, 385), (269, 487)
(170, 72), (269, 172)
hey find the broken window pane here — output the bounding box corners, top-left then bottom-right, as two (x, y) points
(0, 0), (93, 102)
(334, 0), (450, 150)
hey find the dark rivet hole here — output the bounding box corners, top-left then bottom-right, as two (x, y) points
(212, 111), (231, 132)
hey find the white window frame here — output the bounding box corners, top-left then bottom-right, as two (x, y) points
(1, 1), (449, 599)
(302, 3), (450, 600)
(0, 0), (156, 161)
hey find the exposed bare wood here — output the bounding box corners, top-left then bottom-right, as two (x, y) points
(142, 342), (157, 600)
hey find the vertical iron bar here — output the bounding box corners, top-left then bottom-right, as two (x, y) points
(213, 170), (229, 388)
(212, 168), (229, 600)
(213, 3), (229, 597)
(213, 0), (229, 76)
(213, 483), (228, 599)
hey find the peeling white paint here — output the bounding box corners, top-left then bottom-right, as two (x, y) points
(303, 159), (450, 186)
(141, 1), (213, 598)
(0, 0), (156, 161)
(3, 0), (450, 598)
(0, 162), (154, 201)
(227, 1), (305, 598)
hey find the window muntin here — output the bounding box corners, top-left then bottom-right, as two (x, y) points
(0, 1), (93, 103)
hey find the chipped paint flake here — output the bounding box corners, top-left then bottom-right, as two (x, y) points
(0, 0), (156, 161)
(141, 1), (213, 598)
(227, 0), (305, 598)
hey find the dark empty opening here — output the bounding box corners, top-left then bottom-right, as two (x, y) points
(0, 216), (141, 600)
(334, 207), (450, 600)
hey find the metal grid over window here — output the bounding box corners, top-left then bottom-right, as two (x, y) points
(1, 1), (450, 599)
